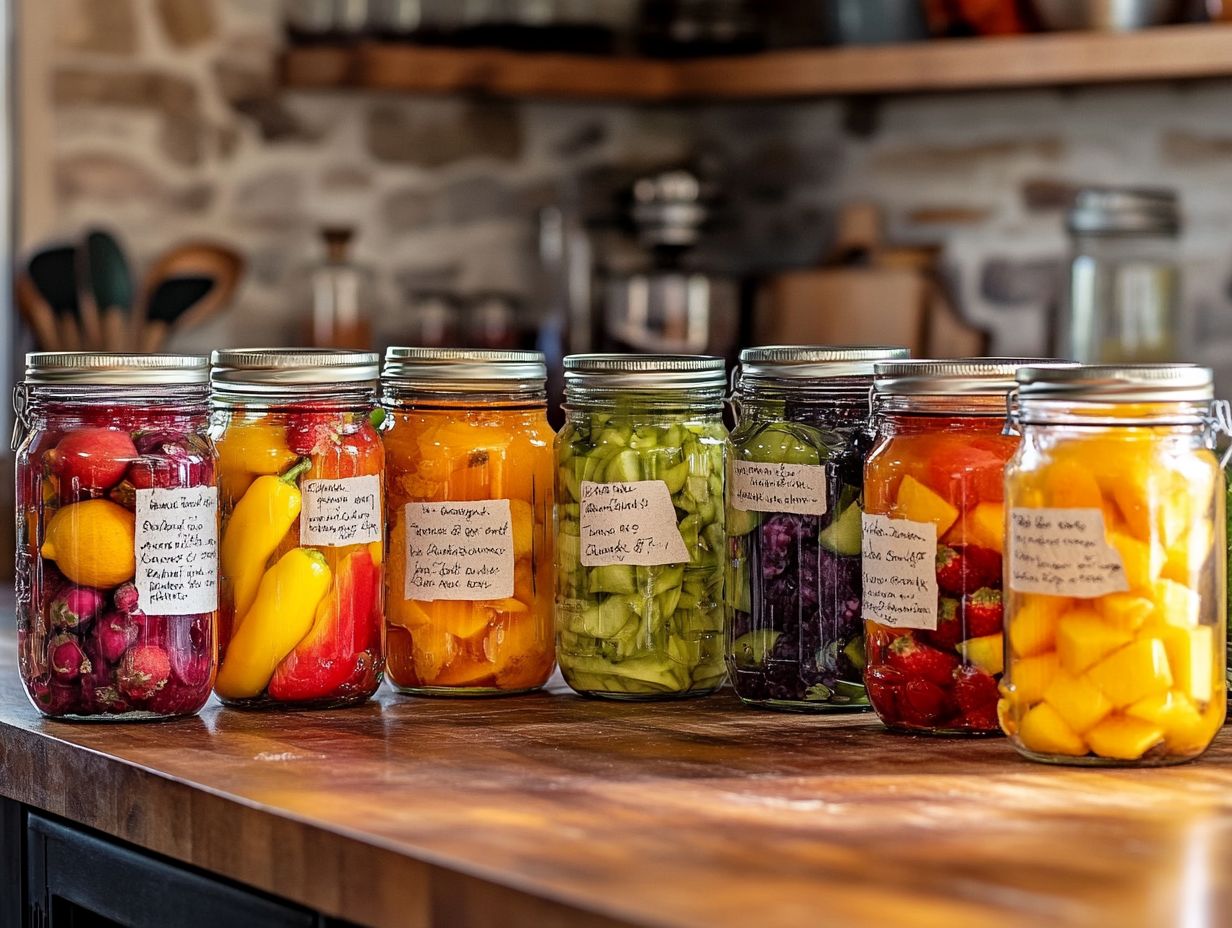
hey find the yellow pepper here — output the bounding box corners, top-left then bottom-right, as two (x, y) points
(215, 548), (332, 699)
(216, 419), (299, 499)
(221, 458), (311, 625)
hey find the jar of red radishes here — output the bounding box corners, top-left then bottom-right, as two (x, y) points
(12, 353), (218, 720)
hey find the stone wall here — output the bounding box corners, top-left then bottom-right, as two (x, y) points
(34, 0), (1232, 383)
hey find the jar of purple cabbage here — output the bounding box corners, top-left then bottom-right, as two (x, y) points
(726, 346), (909, 711)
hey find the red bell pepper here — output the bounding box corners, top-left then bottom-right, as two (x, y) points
(268, 548), (379, 702)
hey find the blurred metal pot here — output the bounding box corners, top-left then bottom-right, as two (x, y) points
(1032, 0), (1182, 31)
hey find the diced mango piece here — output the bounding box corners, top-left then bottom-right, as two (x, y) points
(893, 475), (959, 536)
(388, 597), (432, 631)
(1126, 690), (1193, 728)
(1043, 671), (1113, 734)
(1109, 531), (1161, 591)
(1157, 624), (1214, 704)
(411, 624), (461, 682)
(426, 600), (491, 639)
(1041, 459), (1104, 509)
(509, 499), (535, 559)
(1019, 702), (1088, 757)
(1150, 579), (1201, 629)
(1010, 595), (1069, 658)
(1086, 638), (1172, 708)
(1057, 608), (1132, 674)
(996, 697), (1018, 736)
(958, 633), (1004, 676)
(1162, 519), (1211, 585)
(1111, 473), (1153, 542)
(1166, 697), (1227, 755)
(1008, 651), (1060, 705)
(1096, 593), (1155, 633)
(1085, 715), (1164, 761)
(946, 502), (1006, 553)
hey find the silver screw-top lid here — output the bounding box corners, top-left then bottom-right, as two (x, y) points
(24, 352), (209, 385)
(564, 354), (726, 393)
(210, 348), (380, 391)
(1017, 364), (1214, 403)
(1067, 187), (1180, 237)
(874, 358), (1070, 397)
(739, 346), (910, 382)
(382, 347), (546, 394)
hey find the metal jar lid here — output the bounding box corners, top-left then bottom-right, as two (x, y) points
(24, 352), (209, 386)
(1017, 364), (1214, 403)
(874, 358), (1069, 397)
(564, 354), (726, 394)
(382, 347), (546, 394)
(210, 348), (380, 392)
(739, 346), (910, 383)
(1067, 187), (1180, 237)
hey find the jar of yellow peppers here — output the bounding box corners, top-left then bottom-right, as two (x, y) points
(210, 349), (385, 709)
(1001, 364), (1227, 766)
(382, 348), (556, 695)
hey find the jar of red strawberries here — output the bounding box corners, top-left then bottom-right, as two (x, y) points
(13, 352), (219, 720)
(861, 359), (1067, 734)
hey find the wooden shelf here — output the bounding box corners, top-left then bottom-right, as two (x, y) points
(282, 24), (1232, 100)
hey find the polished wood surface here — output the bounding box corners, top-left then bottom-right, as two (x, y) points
(282, 25), (1232, 100)
(1, 623), (1231, 928)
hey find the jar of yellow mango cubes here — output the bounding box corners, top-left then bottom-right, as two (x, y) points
(1001, 365), (1227, 766)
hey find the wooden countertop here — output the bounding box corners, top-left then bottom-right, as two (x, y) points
(1, 623), (1230, 928)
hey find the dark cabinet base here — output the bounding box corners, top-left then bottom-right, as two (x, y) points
(1, 798), (357, 928)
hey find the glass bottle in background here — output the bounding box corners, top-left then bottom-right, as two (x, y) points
(1061, 187), (1182, 365)
(469, 292), (523, 350)
(310, 227), (374, 351)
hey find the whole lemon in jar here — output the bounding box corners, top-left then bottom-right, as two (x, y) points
(41, 499), (136, 588)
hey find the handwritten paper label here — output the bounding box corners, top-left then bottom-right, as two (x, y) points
(580, 480), (690, 567)
(301, 475), (382, 547)
(1009, 507), (1128, 597)
(731, 461), (827, 516)
(404, 500), (514, 600)
(861, 514), (938, 630)
(135, 486), (218, 615)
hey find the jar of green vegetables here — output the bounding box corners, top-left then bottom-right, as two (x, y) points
(726, 346), (909, 711)
(556, 354), (728, 700)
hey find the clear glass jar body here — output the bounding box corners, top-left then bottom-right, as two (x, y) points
(1002, 405), (1226, 765)
(14, 385), (218, 720)
(863, 400), (1019, 734)
(726, 387), (873, 711)
(556, 393), (728, 699)
(210, 392), (385, 709)
(382, 393), (556, 694)
(1064, 232), (1181, 364)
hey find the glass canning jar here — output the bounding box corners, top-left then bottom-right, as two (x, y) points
(862, 359), (1064, 735)
(726, 345), (909, 712)
(210, 349), (385, 710)
(1001, 364), (1227, 766)
(381, 348), (556, 695)
(12, 352), (218, 720)
(556, 354), (728, 700)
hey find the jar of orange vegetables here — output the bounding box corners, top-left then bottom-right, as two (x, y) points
(1001, 365), (1226, 766)
(382, 348), (556, 695)
(210, 349), (385, 710)
(862, 359), (1061, 734)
